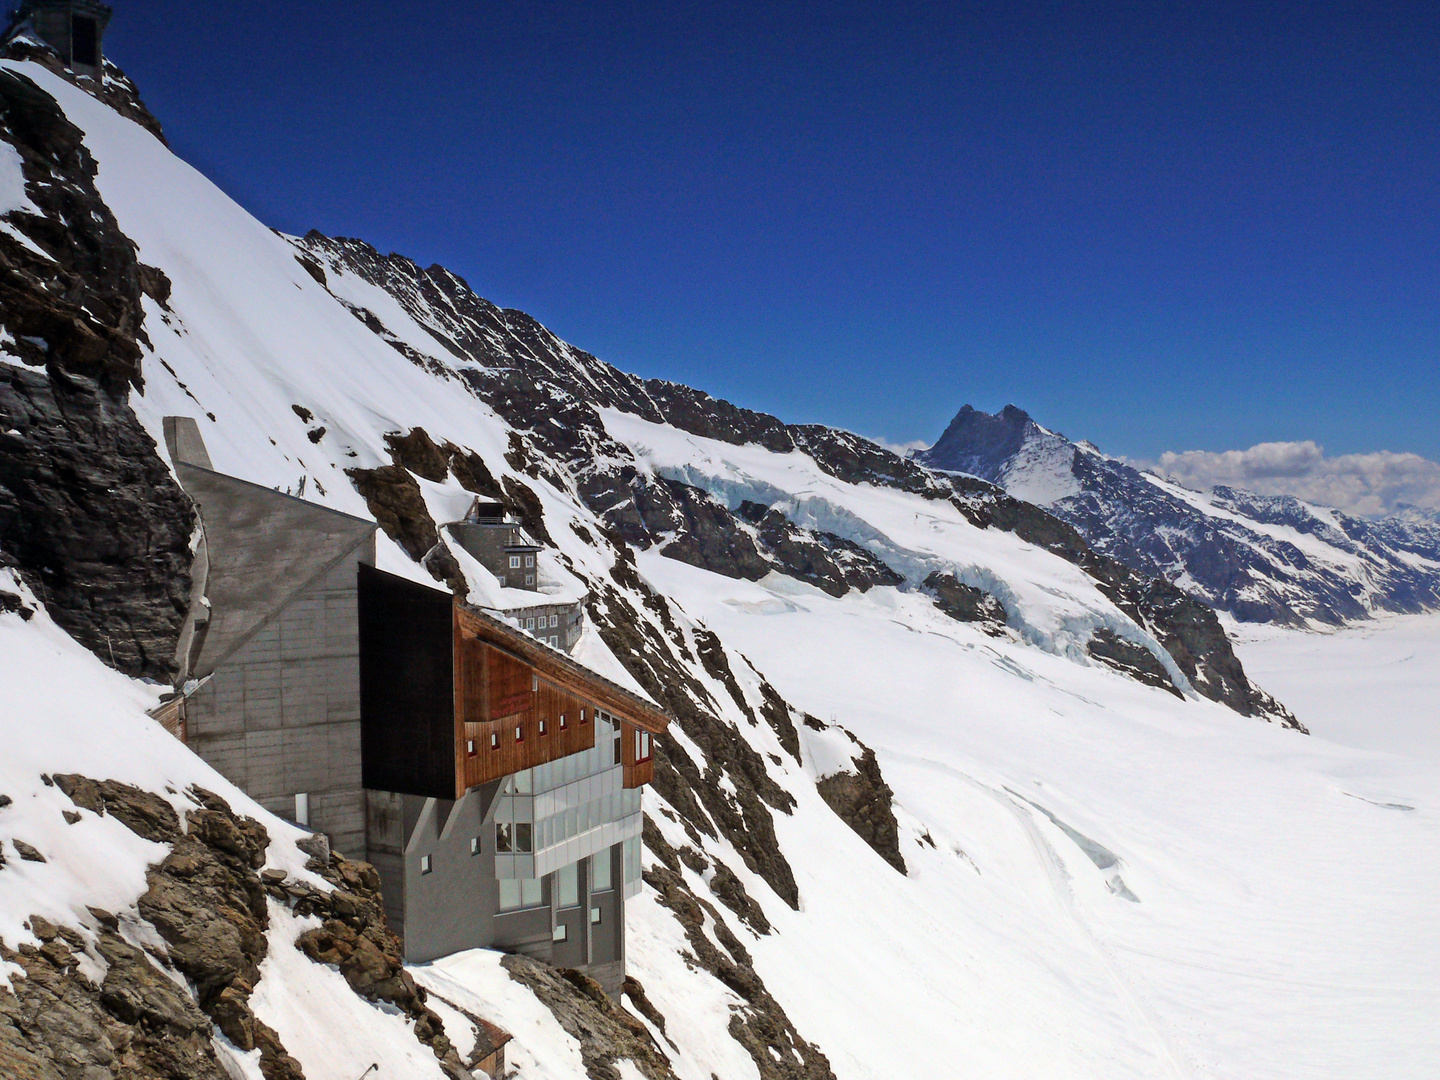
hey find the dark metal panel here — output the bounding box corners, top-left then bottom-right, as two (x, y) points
(358, 564), (455, 798)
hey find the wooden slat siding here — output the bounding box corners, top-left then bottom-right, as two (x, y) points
(455, 633), (599, 789)
(621, 720), (655, 789)
(148, 697), (187, 743)
(453, 604), (670, 734)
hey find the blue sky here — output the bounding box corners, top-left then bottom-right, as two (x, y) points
(106, 1), (1439, 465)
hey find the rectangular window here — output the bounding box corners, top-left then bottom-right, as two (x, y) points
(590, 906), (602, 925)
(525, 574), (535, 585)
(499, 879), (520, 911)
(71, 16), (98, 67)
(613, 734), (622, 766)
(539, 718), (548, 736)
(559, 713), (567, 730)
(550, 614), (558, 627)
(466, 739), (476, 756)
(496, 822), (513, 853)
(294, 792), (309, 827)
(552, 923), (568, 942)
(526, 617), (535, 630)
(515, 724), (524, 742)
(525, 555), (535, 567)
(635, 730), (652, 763)
(470, 836), (480, 856)
(420, 854), (433, 875)
(580, 709), (588, 725)
(558, 862), (579, 908)
(522, 877), (542, 908)
(490, 732), (499, 750)
(509, 555), (521, 568)
(515, 822), (533, 853)
(592, 847), (612, 892)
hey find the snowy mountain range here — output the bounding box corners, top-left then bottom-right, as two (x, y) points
(919, 404), (1440, 626)
(3, 41), (1438, 1080)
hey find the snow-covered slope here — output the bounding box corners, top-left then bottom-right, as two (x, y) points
(3, 56), (1439, 1080)
(920, 404), (1440, 626)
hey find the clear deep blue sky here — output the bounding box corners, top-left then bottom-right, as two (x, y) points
(105, 1), (1439, 459)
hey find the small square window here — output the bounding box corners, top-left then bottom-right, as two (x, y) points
(470, 836), (480, 856)
(553, 923), (568, 942)
(509, 555), (521, 569)
(525, 574), (535, 585)
(525, 555), (535, 567)
(589, 906), (602, 925)
(420, 854), (433, 875)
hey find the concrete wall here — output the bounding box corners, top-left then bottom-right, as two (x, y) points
(383, 784), (627, 993)
(186, 541), (374, 857)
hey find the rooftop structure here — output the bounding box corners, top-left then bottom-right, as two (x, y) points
(4, 0), (111, 77)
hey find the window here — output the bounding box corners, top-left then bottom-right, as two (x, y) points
(515, 822), (533, 853)
(590, 906), (602, 925)
(550, 614), (558, 628)
(420, 854), (433, 875)
(613, 733), (622, 766)
(71, 16), (99, 67)
(294, 792), (309, 827)
(490, 732), (499, 750)
(559, 713), (567, 730)
(466, 739), (476, 757)
(580, 709), (588, 725)
(550, 635), (558, 647)
(592, 847), (612, 892)
(552, 923), (568, 942)
(509, 555), (521, 569)
(539, 719), (548, 736)
(525, 555), (535, 567)
(635, 730), (652, 763)
(470, 836), (480, 856)
(515, 724), (524, 743)
(499, 877), (543, 911)
(526, 617), (535, 630)
(496, 822), (512, 853)
(558, 863), (579, 908)
(525, 574), (535, 585)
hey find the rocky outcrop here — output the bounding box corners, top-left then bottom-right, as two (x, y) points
(1086, 628), (1182, 697)
(502, 956), (679, 1080)
(815, 745), (906, 875)
(737, 501), (903, 597)
(0, 70), (194, 680)
(923, 571), (1008, 635)
(1, 38), (168, 145)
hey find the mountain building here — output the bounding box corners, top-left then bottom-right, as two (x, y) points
(3, 0), (110, 77)
(157, 416), (670, 994)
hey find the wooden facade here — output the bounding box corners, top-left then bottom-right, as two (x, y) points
(360, 567), (670, 801)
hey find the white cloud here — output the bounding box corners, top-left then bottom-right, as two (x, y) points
(1150, 441), (1440, 518)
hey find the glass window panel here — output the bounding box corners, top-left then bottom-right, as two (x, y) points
(496, 822), (512, 853)
(521, 877), (543, 908)
(499, 878), (520, 911)
(516, 770), (533, 794)
(516, 822), (533, 853)
(592, 847), (612, 892)
(590, 906), (602, 925)
(552, 923), (567, 942)
(558, 863), (579, 908)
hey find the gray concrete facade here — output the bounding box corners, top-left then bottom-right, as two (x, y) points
(6, 0), (111, 77)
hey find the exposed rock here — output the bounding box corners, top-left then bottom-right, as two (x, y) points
(635, 478), (771, 581)
(502, 954), (679, 1080)
(0, 70), (195, 681)
(0, 589), (35, 620)
(642, 865), (835, 1080)
(53, 774), (181, 842)
(815, 746), (906, 875)
(923, 571), (1008, 636)
(385, 426), (450, 483)
(12, 839), (44, 863)
(736, 501), (902, 597)
(1, 38), (169, 145)
(1087, 628), (1183, 697)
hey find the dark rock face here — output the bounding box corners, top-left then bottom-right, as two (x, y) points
(502, 956), (681, 1080)
(1, 39), (169, 146)
(923, 571), (1008, 635)
(634, 479), (771, 581)
(738, 501), (903, 597)
(917, 403), (1037, 479)
(815, 745), (906, 875)
(0, 70), (194, 680)
(1086, 628), (1182, 697)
